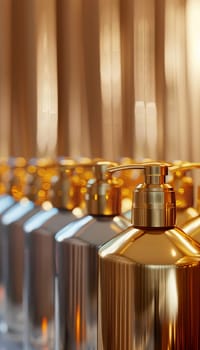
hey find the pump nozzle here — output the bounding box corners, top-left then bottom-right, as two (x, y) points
(108, 162), (176, 227)
(170, 161), (200, 173)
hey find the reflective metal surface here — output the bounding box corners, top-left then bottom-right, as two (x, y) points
(181, 215), (200, 241)
(1, 200), (36, 333)
(55, 214), (131, 350)
(0, 195), (15, 331)
(0, 332), (23, 349)
(25, 210), (77, 349)
(98, 226), (200, 350)
(86, 161), (121, 216)
(50, 159), (93, 211)
(3, 206), (40, 337)
(169, 161), (200, 226)
(109, 162), (176, 227)
(176, 207), (199, 227)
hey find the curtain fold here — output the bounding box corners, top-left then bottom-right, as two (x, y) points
(0, 0), (11, 157)
(0, 0), (199, 161)
(10, 0), (37, 157)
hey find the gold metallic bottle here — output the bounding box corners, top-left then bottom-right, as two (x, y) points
(24, 159), (94, 349)
(169, 161), (199, 226)
(1, 157), (58, 340)
(55, 161), (130, 350)
(98, 162), (200, 350)
(0, 157), (12, 196)
(180, 163), (200, 240)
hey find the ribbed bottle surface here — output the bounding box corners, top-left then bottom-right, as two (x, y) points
(56, 215), (129, 350)
(98, 226), (200, 350)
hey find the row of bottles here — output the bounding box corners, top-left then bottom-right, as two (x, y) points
(0, 157), (200, 349)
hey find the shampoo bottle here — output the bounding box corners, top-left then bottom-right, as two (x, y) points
(55, 161), (130, 350)
(169, 161), (199, 225)
(1, 157), (58, 339)
(0, 157), (12, 198)
(24, 159), (93, 349)
(179, 163), (200, 239)
(0, 157), (28, 332)
(98, 162), (200, 350)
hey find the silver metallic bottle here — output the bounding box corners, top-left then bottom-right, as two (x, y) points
(55, 161), (131, 350)
(98, 162), (200, 350)
(0, 158), (18, 333)
(0, 157), (30, 333)
(24, 159), (93, 349)
(1, 158), (58, 340)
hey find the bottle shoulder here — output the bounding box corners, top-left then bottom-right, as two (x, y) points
(99, 225), (200, 266)
(55, 214), (128, 247)
(181, 214), (200, 241)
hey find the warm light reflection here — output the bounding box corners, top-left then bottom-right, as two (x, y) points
(166, 269), (178, 320)
(0, 286), (4, 303)
(36, 0), (58, 157)
(135, 101), (158, 159)
(72, 207), (84, 218)
(20, 197), (30, 205)
(171, 249), (177, 257)
(99, 228), (137, 258)
(169, 229), (199, 255)
(186, 0), (200, 160)
(41, 200), (53, 211)
(146, 102), (157, 159)
(121, 198), (132, 213)
(186, 0), (200, 69)
(41, 317), (48, 341)
(99, 0), (122, 159)
(76, 306), (81, 346)
(135, 101), (146, 159)
(168, 320), (176, 348)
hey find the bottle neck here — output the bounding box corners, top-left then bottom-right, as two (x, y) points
(132, 184), (176, 227)
(86, 182), (121, 216)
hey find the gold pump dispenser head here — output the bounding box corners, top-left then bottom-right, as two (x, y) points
(51, 158), (95, 210)
(51, 158), (77, 210)
(109, 162), (176, 227)
(86, 161), (121, 216)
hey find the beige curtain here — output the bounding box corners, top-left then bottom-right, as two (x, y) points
(0, 0), (199, 161)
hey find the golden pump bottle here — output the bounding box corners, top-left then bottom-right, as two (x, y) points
(179, 163), (200, 240)
(0, 157), (12, 196)
(169, 161), (199, 225)
(1, 157), (59, 340)
(0, 157), (28, 208)
(98, 162), (200, 350)
(55, 161), (131, 350)
(23, 158), (94, 350)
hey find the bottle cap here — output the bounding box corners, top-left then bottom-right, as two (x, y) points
(109, 162), (176, 227)
(51, 158), (94, 210)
